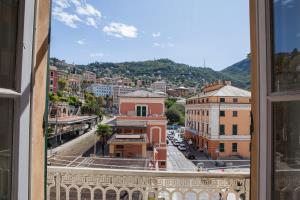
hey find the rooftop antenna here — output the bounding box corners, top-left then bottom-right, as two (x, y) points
(203, 59), (206, 68)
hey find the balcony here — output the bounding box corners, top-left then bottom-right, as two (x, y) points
(47, 166), (250, 200)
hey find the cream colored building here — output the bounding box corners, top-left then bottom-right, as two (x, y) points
(185, 81), (251, 159)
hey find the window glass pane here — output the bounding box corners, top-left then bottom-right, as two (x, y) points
(0, 98), (14, 200)
(272, 0), (300, 92)
(273, 101), (300, 200)
(0, 0), (19, 89)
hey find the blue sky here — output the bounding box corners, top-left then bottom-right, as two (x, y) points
(50, 0), (250, 71)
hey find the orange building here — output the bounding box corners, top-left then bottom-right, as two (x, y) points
(185, 81), (251, 159)
(107, 90), (168, 168)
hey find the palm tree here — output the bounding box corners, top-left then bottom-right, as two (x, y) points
(95, 124), (113, 156)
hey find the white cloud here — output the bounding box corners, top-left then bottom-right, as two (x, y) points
(70, 0), (80, 6)
(52, 0), (101, 29)
(153, 42), (165, 48)
(53, 7), (81, 28)
(54, 0), (70, 8)
(103, 22), (138, 38)
(152, 32), (161, 38)
(76, 3), (101, 17)
(76, 39), (86, 45)
(85, 17), (97, 28)
(153, 42), (175, 48)
(90, 53), (104, 58)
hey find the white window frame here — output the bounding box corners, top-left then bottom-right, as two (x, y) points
(0, 0), (35, 199)
(255, 0), (300, 199)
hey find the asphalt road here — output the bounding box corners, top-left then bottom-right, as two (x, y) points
(167, 144), (196, 171)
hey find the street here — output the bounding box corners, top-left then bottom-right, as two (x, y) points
(166, 129), (196, 171)
(167, 144), (196, 171)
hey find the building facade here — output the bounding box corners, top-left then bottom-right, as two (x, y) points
(185, 81), (251, 159)
(83, 71), (96, 83)
(67, 78), (80, 94)
(151, 80), (167, 93)
(88, 84), (113, 97)
(49, 66), (58, 93)
(112, 85), (137, 107)
(107, 90), (168, 168)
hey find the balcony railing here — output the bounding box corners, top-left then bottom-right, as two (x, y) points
(47, 166), (250, 200)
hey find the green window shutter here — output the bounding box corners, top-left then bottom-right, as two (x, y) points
(232, 125), (238, 135)
(232, 143), (237, 152)
(137, 106), (141, 116)
(220, 124), (225, 135)
(142, 106), (147, 116)
(219, 143), (225, 152)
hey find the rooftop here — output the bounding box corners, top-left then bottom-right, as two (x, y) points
(108, 134), (148, 144)
(48, 115), (98, 125)
(119, 90), (167, 98)
(189, 85), (251, 100)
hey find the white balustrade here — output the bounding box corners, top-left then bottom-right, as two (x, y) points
(47, 166), (250, 200)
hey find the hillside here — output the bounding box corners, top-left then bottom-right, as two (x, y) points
(51, 58), (251, 89)
(220, 57), (251, 89)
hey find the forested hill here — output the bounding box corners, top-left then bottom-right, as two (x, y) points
(51, 58), (251, 89)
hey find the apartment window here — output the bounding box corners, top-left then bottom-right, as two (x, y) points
(202, 110), (204, 115)
(232, 143), (237, 152)
(232, 124), (238, 135)
(233, 111), (238, 117)
(220, 98), (225, 103)
(50, 80), (53, 85)
(206, 124), (209, 133)
(219, 124), (225, 135)
(202, 123), (204, 133)
(50, 71), (54, 77)
(220, 110), (225, 117)
(0, 0), (20, 90)
(233, 98), (238, 103)
(207, 110), (209, 116)
(136, 105), (147, 116)
(270, 1), (300, 198)
(219, 143), (225, 152)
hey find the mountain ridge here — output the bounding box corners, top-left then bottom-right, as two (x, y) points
(50, 57), (251, 90)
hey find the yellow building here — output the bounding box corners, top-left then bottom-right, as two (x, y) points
(185, 81), (251, 159)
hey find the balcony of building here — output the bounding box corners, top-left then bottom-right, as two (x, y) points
(47, 166), (250, 200)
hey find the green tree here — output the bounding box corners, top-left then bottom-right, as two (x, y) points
(165, 98), (176, 109)
(58, 78), (67, 91)
(68, 96), (81, 107)
(97, 96), (104, 107)
(96, 124), (113, 156)
(165, 109), (181, 125)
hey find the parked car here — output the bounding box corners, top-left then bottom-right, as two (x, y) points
(215, 160), (226, 167)
(178, 145), (186, 151)
(196, 162), (205, 171)
(186, 153), (196, 160)
(168, 135), (174, 140)
(174, 141), (180, 146)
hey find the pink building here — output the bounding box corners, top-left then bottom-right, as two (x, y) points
(107, 90), (168, 168)
(49, 66), (58, 93)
